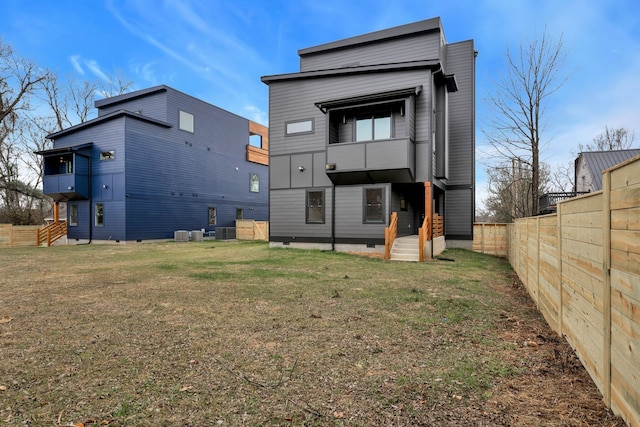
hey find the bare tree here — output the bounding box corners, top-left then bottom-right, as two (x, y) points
(0, 39), (51, 223)
(1, 39), (134, 224)
(579, 126), (636, 152)
(484, 30), (568, 217)
(484, 160), (551, 222)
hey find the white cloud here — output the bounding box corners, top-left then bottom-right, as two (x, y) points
(69, 55), (84, 75)
(243, 105), (268, 126)
(84, 59), (111, 83)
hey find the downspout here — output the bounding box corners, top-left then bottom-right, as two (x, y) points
(331, 183), (336, 251)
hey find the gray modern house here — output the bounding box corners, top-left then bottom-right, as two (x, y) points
(37, 85), (269, 243)
(261, 18), (476, 259)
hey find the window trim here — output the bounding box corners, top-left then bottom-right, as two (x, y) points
(363, 187), (385, 224)
(285, 119), (314, 136)
(306, 189), (325, 224)
(208, 207), (217, 226)
(250, 173), (260, 193)
(236, 208), (244, 220)
(179, 110), (195, 133)
(94, 203), (104, 227)
(100, 150), (115, 161)
(69, 204), (78, 226)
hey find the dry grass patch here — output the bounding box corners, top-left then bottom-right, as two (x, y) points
(0, 241), (623, 426)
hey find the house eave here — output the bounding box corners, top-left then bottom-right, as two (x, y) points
(45, 110), (172, 140)
(261, 60), (440, 85)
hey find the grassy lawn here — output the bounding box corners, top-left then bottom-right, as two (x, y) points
(0, 241), (622, 426)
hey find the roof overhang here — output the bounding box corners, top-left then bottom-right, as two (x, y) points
(45, 109), (171, 140)
(261, 59), (440, 85)
(34, 142), (93, 156)
(315, 86), (423, 113)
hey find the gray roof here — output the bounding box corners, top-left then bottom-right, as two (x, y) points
(297, 17), (443, 56)
(46, 109), (172, 140)
(578, 149), (640, 190)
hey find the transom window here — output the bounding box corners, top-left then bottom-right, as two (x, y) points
(363, 187), (385, 223)
(306, 190), (325, 224)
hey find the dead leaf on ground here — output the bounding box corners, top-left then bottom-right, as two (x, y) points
(0, 317), (11, 323)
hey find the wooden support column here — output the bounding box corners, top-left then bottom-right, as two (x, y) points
(53, 201), (59, 224)
(424, 182), (432, 240)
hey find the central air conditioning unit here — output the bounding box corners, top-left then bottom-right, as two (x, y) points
(216, 227), (236, 240)
(174, 230), (189, 242)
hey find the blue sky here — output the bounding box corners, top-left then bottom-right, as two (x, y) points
(1, 0), (639, 208)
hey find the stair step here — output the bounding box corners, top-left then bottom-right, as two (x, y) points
(389, 235), (420, 261)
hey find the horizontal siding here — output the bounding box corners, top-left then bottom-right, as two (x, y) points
(445, 40), (475, 186)
(268, 70), (433, 157)
(98, 90), (168, 122)
(445, 188), (473, 237)
(124, 116), (268, 240)
(300, 32), (441, 72)
(270, 188), (332, 238)
(334, 184), (389, 239)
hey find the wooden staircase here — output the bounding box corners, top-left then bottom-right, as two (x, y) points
(36, 221), (68, 247)
(389, 235), (420, 262)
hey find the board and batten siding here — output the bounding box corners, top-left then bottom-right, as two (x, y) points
(300, 31), (441, 72)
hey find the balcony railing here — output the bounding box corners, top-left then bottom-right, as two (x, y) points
(539, 192), (589, 214)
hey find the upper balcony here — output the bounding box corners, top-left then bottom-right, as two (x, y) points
(40, 148), (91, 201)
(320, 94), (416, 185)
(325, 137), (414, 185)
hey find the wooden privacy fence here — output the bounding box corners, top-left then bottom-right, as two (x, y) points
(501, 155), (640, 427)
(472, 223), (509, 257)
(0, 224), (40, 248)
(235, 220), (269, 241)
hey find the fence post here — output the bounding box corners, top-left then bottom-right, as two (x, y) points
(602, 170), (612, 407)
(557, 202), (564, 337)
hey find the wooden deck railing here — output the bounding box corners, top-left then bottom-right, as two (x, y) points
(433, 214), (444, 238)
(418, 215), (430, 261)
(36, 221), (67, 247)
(383, 212), (398, 260)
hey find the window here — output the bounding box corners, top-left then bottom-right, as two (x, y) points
(356, 112), (391, 142)
(69, 204), (78, 226)
(286, 119), (314, 135)
(250, 173), (260, 192)
(364, 188), (385, 223)
(179, 110), (194, 133)
(59, 155), (73, 174)
(208, 207), (217, 226)
(100, 151), (115, 160)
(236, 208), (244, 220)
(95, 203), (104, 227)
(306, 190), (325, 224)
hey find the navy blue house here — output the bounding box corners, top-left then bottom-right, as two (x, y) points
(37, 85), (269, 243)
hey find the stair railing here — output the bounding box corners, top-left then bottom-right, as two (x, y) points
(36, 221), (68, 247)
(384, 212), (398, 260)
